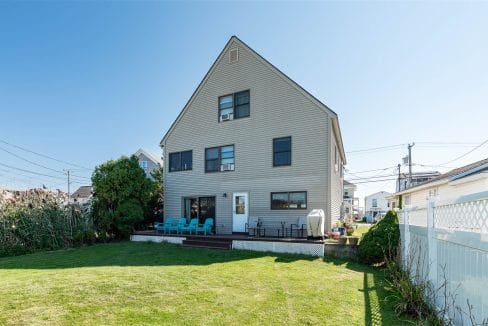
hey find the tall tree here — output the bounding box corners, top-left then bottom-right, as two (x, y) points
(91, 155), (155, 239)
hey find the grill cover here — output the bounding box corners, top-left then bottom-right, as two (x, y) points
(307, 209), (325, 238)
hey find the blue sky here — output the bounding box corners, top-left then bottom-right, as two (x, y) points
(0, 2), (487, 202)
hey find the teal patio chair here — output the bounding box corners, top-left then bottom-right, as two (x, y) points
(196, 218), (214, 236)
(160, 217), (174, 234)
(179, 218), (198, 235)
(155, 217), (173, 234)
(174, 217), (187, 234)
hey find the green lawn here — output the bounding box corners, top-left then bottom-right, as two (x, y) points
(354, 225), (372, 240)
(0, 242), (410, 325)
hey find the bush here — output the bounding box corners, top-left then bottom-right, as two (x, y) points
(358, 210), (400, 264)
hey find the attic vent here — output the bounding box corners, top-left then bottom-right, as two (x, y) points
(229, 48), (238, 63)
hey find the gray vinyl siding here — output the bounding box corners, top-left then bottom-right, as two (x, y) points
(136, 153), (160, 180)
(163, 39), (336, 234)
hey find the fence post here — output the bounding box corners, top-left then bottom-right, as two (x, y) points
(427, 199), (437, 289)
(403, 206), (410, 269)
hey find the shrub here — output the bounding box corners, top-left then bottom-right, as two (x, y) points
(0, 197), (95, 257)
(358, 210), (400, 264)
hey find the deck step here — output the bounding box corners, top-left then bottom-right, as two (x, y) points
(182, 239), (232, 250)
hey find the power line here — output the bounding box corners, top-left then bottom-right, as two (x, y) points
(347, 174), (397, 182)
(353, 178), (397, 184)
(0, 139), (93, 171)
(346, 144), (406, 154)
(0, 162), (66, 181)
(345, 165), (397, 174)
(437, 138), (488, 165)
(0, 145), (65, 174)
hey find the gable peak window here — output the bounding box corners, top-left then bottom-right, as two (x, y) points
(218, 90), (250, 122)
(273, 136), (291, 167)
(169, 150), (192, 172)
(205, 145), (235, 173)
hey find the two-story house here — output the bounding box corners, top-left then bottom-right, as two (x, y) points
(134, 148), (163, 180)
(364, 191), (391, 222)
(343, 180), (359, 219)
(160, 36), (346, 235)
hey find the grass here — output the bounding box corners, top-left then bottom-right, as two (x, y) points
(354, 224), (372, 240)
(0, 242), (411, 325)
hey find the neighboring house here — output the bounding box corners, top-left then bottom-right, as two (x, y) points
(390, 158), (488, 208)
(397, 171), (441, 192)
(364, 191), (391, 221)
(343, 180), (359, 219)
(160, 36), (346, 235)
(134, 148), (163, 180)
(70, 186), (92, 205)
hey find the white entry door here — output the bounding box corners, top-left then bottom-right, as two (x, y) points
(232, 192), (249, 232)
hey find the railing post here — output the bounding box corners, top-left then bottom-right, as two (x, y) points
(403, 206), (410, 269)
(427, 199), (437, 289)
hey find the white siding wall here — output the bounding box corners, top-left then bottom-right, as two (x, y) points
(163, 39), (335, 234)
(364, 192), (391, 213)
(329, 124), (343, 226)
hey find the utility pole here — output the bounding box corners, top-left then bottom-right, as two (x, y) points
(64, 169), (71, 204)
(397, 164), (401, 192)
(408, 143), (415, 187)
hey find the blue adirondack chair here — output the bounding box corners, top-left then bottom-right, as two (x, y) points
(179, 218), (198, 234)
(156, 217), (173, 233)
(196, 218), (214, 235)
(173, 218), (187, 234)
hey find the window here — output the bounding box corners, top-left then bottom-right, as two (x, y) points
(218, 90), (250, 121)
(273, 137), (291, 166)
(139, 160), (148, 170)
(205, 145), (235, 172)
(271, 191), (307, 210)
(372, 199), (378, 207)
(183, 196), (215, 225)
(169, 150), (192, 172)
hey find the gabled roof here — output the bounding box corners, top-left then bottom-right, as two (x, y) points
(365, 191), (391, 199)
(394, 157), (488, 195)
(72, 186), (92, 199)
(134, 148), (163, 166)
(159, 35), (346, 163)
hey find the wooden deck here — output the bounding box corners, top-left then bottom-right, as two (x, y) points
(132, 230), (325, 244)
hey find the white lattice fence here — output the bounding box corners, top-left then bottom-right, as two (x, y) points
(435, 198), (488, 233)
(399, 196), (488, 325)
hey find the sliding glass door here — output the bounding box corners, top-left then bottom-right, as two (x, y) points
(183, 196), (216, 225)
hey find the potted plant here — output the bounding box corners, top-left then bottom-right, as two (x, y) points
(344, 217), (355, 236)
(338, 236), (347, 245)
(348, 236), (359, 246)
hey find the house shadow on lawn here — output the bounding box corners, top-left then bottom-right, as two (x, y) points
(323, 256), (411, 325)
(0, 241), (317, 270)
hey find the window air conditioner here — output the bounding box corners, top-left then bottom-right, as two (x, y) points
(221, 163), (234, 171)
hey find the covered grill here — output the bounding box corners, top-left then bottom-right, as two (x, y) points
(306, 209), (325, 239)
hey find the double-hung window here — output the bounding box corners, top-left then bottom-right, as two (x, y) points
(139, 160), (148, 170)
(169, 150), (192, 172)
(218, 90), (250, 122)
(205, 145), (235, 172)
(271, 191), (307, 210)
(273, 136), (291, 166)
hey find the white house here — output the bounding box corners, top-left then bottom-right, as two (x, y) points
(364, 191), (391, 221)
(343, 180), (359, 219)
(390, 157), (488, 208)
